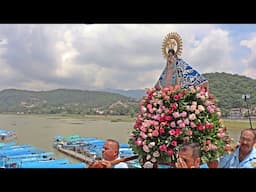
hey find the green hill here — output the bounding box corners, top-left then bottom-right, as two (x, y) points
(204, 72), (256, 116)
(0, 72), (255, 117)
(0, 89), (139, 115)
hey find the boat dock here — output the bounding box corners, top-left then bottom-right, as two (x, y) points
(57, 147), (95, 165)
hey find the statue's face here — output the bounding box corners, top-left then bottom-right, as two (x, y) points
(168, 52), (175, 63)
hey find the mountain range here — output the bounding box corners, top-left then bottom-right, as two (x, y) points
(0, 72), (255, 116)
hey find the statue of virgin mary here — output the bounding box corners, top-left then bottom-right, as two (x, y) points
(155, 32), (208, 91)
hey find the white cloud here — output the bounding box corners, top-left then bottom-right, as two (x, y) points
(240, 35), (256, 79)
(20, 80), (60, 91)
(0, 38), (8, 45)
(184, 29), (233, 74)
(0, 47), (17, 84)
(54, 31), (80, 77)
(0, 24), (251, 91)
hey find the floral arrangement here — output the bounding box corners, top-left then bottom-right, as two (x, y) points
(128, 85), (234, 167)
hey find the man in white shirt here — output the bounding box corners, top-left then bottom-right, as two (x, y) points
(88, 139), (128, 168)
(218, 128), (256, 168)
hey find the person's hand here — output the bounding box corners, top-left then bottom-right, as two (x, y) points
(175, 157), (192, 168)
(88, 160), (112, 168)
(88, 160), (105, 168)
(99, 160), (112, 168)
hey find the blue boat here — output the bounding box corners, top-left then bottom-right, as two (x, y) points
(0, 144), (32, 151)
(21, 162), (86, 168)
(5, 151), (54, 159)
(0, 147), (37, 156)
(19, 158), (70, 168)
(4, 156), (54, 168)
(0, 130), (17, 141)
(0, 141), (17, 148)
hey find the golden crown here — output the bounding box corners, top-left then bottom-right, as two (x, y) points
(162, 32), (183, 59)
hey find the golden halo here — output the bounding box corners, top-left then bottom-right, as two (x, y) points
(161, 32), (183, 59)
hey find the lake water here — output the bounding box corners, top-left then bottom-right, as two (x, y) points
(0, 114), (134, 163)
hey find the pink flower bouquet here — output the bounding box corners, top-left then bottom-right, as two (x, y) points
(128, 85), (234, 167)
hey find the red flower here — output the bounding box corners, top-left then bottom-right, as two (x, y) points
(197, 124), (204, 131)
(159, 144), (167, 151)
(170, 103), (178, 110)
(159, 128), (165, 134)
(164, 115), (172, 121)
(167, 149), (174, 156)
(171, 140), (177, 146)
(173, 95), (180, 101)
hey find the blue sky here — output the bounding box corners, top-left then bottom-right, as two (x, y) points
(220, 24), (256, 69)
(0, 24), (256, 91)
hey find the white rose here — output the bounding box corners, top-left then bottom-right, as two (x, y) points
(143, 145), (150, 153)
(153, 151), (160, 157)
(146, 154), (151, 160)
(151, 157), (157, 163)
(143, 161), (154, 168)
(148, 142), (155, 148)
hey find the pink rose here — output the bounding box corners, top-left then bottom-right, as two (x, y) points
(190, 105), (197, 111)
(141, 106), (147, 113)
(178, 123), (185, 128)
(169, 129), (176, 135)
(170, 121), (176, 128)
(180, 111), (187, 118)
(167, 149), (174, 156)
(173, 95), (180, 101)
(159, 128), (165, 134)
(190, 121), (196, 128)
(189, 114), (196, 120)
(173, 112), (180, 119)
(135, 140), (143, 146)
(152, 130), (159, 137)
(198, 105), (205, 112)
(187, 130), (193, 136)
(184, 118), (190, 125)
(171, 140), (177, 146)
(159, 144), (167, 151)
